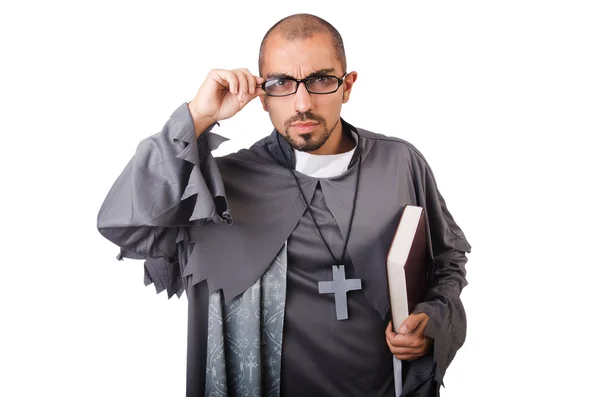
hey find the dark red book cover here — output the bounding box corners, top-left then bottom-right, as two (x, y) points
(386, 205), (428, 330)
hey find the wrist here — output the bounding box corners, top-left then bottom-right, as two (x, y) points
(187, 102), (216, 138)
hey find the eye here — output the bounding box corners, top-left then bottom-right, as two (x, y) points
(268, 78), (293, 87)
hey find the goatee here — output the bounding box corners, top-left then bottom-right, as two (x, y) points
(283, 111), (335, 152)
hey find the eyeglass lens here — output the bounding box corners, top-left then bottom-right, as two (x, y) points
(265, 76), (341, 96)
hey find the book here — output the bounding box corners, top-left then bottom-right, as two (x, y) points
(386, 205), (429, 332)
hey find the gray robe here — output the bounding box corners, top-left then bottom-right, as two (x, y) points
(97, 103), (472, 397)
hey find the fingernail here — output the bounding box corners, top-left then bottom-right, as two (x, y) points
(399, 326), (407, 334)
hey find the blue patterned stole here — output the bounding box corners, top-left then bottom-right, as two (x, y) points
(205, 244), (287, 397)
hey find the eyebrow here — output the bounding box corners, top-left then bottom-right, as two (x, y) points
(266, 68), (336, 80)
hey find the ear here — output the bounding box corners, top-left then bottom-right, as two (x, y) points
(342, 71), (358, 104)
(260, 95), (268, 111)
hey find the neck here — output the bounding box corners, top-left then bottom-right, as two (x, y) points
(308, 119), (355, 155)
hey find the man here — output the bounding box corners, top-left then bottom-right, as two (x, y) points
(97, 13), (471, 397)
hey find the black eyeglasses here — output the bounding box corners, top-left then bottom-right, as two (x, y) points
(261, 73), (347, 97)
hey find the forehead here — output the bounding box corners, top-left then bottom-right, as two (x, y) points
(261, 33), (342, 77)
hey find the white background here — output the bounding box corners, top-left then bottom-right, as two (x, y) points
(1, 1), (599, 396)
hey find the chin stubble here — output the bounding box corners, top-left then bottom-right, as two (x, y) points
(283, 113), (339, 152)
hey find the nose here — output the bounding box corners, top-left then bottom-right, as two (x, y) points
(294, 81), (313, 113)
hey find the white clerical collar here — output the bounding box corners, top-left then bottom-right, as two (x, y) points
(294, 131), (358, 178)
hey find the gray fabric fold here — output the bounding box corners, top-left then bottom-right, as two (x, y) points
(97, 103), (230, 298)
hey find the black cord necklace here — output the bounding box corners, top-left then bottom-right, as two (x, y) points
(275, 131), (362, 267)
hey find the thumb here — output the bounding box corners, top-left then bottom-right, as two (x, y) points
(398, 313), (425, 335)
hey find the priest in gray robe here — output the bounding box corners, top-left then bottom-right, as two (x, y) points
(97, 13), (471, 397)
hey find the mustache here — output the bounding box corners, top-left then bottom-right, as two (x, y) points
(285, 111), (326, 128)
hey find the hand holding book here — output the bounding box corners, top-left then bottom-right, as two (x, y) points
(385, 313), (432, 361)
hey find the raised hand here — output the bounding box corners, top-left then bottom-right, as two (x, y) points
(188, 68), (266, 137)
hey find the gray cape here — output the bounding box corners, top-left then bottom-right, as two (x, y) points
(97, 103), (472, 397)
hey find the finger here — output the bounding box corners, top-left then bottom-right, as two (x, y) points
(386, 335), (406, 354)
(238, 71), (256, 103)
(389, 324), (429, 347)
(390, 347), (424, 355)
(238, 91), (261, 107)
(414, 316), (428, 335)
(387, 329), (413, 349)
(242, 70), (266, 98)
(254, 81), (267, 96)
(388, 333), (419, 348)
(388, 335), (429, 354)
(251, 77), (267, 96)
(386, 335), (428, 362)
(233, 69), (249, 98)
(385, 321), (397, 341)
(253, 74), (266, 95)
(255, 86), (267, 96)
(217, 70), (238, 95)
(394, 352), (423, 361)
(225, 71), (240, 95)
(245, 85), (267, 101)
(254, 75), (266, 92)
(398, 314), (418, 334)
(241, 69), (257, 96)
(399, 313), (426, 335)
(211, 69), (233, 94)
(387, 342), (424, 356)
(407, 336), (428, 351)
(393, 342), (429, 360)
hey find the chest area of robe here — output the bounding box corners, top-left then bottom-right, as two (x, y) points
(280, 182), (395, 396)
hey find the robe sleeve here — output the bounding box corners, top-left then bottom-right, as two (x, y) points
(96, 102), (231, 298)
(409, 149), (472, 386)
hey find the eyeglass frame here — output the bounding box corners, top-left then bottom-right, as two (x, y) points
(260, 73), (348, 97)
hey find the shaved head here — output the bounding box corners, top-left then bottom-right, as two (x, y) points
(258, 13), (347, 76)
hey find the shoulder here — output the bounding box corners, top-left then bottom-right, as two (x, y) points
(356, 127), (430, 167)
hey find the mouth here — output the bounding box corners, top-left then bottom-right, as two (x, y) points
(291, 122), (319, 133)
